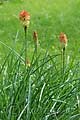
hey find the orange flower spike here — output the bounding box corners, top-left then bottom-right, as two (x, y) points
(33, 31), (38, 45)
(19, 10), (30, 21)
(19, 10), (30, 27)
(59, 32), (68, 48)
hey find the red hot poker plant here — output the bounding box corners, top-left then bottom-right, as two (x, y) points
(59, 32), (67, 49)
(59, 32), (68, 76)
(19, 10), (30, 28)
(19, 10), (30, 67)
(33, 31), (38, 44)
(33, 31), (38, 53)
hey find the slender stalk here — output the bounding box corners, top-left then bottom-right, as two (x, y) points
(61, 47), (65, 80)
(24, 26), (28, 67)
(33, 31), (38, 58)
(35, 40), (38, 54)
(35, 42), (39, 74)
(34, 43), (38, 62)
(63, 47), (65, 74)
(33, 34), (39, 72)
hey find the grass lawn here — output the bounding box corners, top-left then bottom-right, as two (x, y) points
(0, 0), (80, 119)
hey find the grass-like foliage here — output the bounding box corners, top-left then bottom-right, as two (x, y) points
(0, 0), (80, 120)
(0, 38), (80, 120)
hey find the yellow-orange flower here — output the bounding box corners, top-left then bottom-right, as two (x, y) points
(59, 32), (67, 49)
(19, 10), (30, 27)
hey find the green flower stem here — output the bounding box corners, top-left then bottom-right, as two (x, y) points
(61, 47), (65, 80)
(63, 47), (65, 74)
(34, 40), (39, 73)
(35, 42), (38, 58)
(24, 26), (28, 67)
